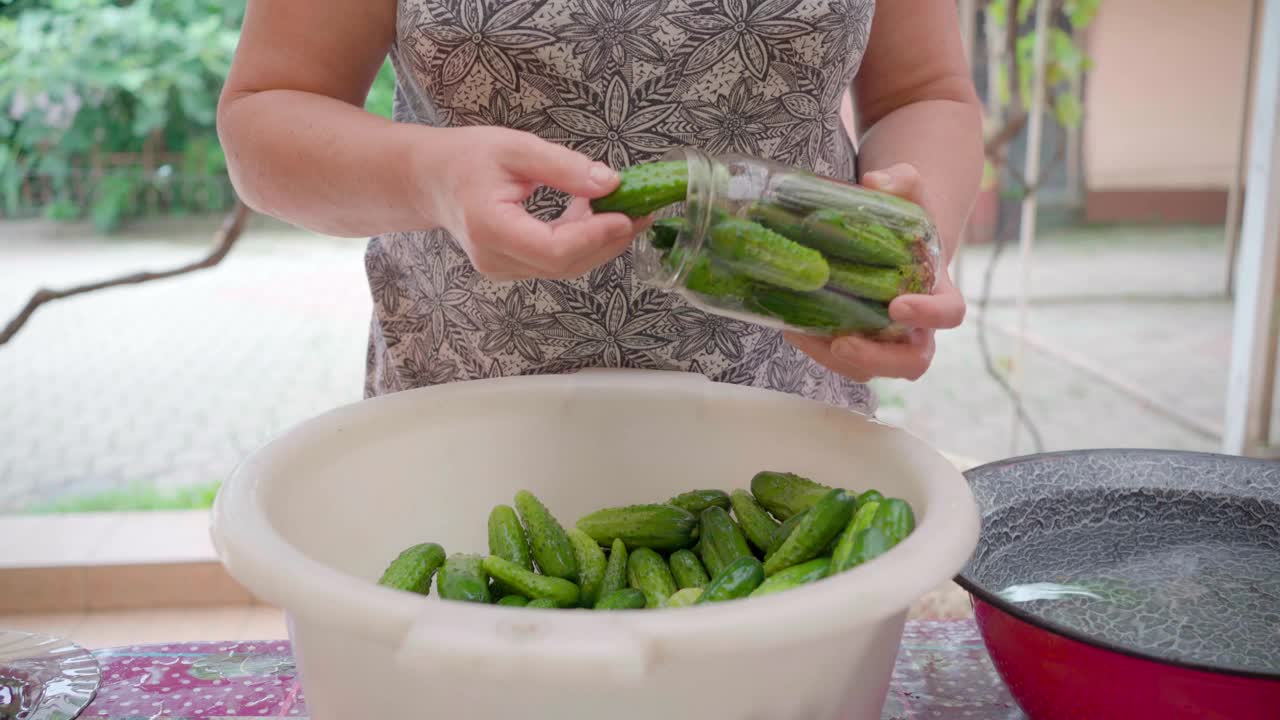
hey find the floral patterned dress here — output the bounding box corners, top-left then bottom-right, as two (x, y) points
(364, 0), (879, 415)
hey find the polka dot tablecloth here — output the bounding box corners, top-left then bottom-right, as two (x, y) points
(82, 620), (1024, 719)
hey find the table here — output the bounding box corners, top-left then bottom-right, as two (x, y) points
(78, 619), (1023, 719)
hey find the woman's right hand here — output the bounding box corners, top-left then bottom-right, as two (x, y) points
(423, 126), (646, 282)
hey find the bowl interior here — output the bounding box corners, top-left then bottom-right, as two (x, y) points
(958, 449), (1280, 678)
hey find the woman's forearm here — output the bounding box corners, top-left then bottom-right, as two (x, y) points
(217, 89), (448, 238)
(855, 98), (985, 262)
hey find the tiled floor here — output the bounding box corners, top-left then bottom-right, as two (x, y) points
(0, 606), (288, 649)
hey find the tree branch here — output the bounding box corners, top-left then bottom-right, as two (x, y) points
(0, 200), (252, 346)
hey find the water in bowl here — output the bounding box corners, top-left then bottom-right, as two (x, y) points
(985, 521), (1280, 675)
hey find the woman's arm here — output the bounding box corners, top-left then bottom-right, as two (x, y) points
(216, 0), (427, 238)
(217, 0), (638, 281)
(851, 1), (985, 264)
(787, 2), (983, 381)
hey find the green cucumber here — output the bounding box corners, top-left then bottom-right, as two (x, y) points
(568, 528), (608, 608)
(437, 553), (491, 603)
(831, 501), (881, 572)
(377, 542), (445, 595)
(770, 509), (808, 553)
(668, 549), (711, 589)
(497, 594), (530, 607)
(668, 489), (731, 515)
(601, 538), (629, 597)
(680, 251), (755, 299)
(705, 216), (830, 292)
(481, 555), (580, 608)
(664, 587), (704, 608)
(488, 505), (533, 596)
(747, 286), (892, 334)
(832, 526), (893, 573)
(729, 489), (780, 553)
(745, 201), (809, 245)
(826, 259), (931, 303)
(649, 217), (686, 250)
(750, 557), (830, 597)
(526, 597), (559, 609)
(857, 489), (885, 506)
(627, 547), (679, 608)
(763, 489), (856, 576)
(700, 506), (753, 578)
(696, 556), (765, 603)
(590, 160), (689, 218)
(799, 209), (916, 267)
(595, 587), (647, 610)
(514, 490), (578, 582)
(873, 498), (917, 545)
(576, 503), (698, 552)
(751, 471), (833, 521)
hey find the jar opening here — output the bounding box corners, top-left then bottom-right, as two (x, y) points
(632, 146), (719, 290)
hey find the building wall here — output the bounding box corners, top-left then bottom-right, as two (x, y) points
(1082, 0), (1256, 223)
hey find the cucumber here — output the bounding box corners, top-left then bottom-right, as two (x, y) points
(831, 527), (893, 573)
(729, 489), (780, 553)
(799, 209), (915, 267)
(377, 542), (445, 595)
(668, 489), (731, 515)
(696, 556), (765, 603)
(526, 598), (559, 609)
(481, 555), (580, 608)
(590, 160), (689, 218)
(826, 259), (931, 303)
(831, 501), (881, 572)
(750, 557), (830, 597)
(747, 286), (892, 334)
(515, 490), (579, 582)
(668, 549), (711, 589)
(751, 471), (833, 521)
(762, 507), (803, 550)
(649, 217), (686, 250)
(488, 505), (533, 596)
(745, 201), (808, 245)
(595, 588), (647, 610)
(576, 503), (698, 552)
(568, 528), (608, 608)
(699, 506), (753, 578)
(680, 252), (755, 299)
(437, 553), (491, 603)
(873, 498), (917, 545)
(764, 489), (856, 576)
(601, 538), (629, 597)
(706, 216), (830, 292)
(627, 547), (679, 608)
(497, 594), (530, 607)
(664, 587), (704, 608)
(857, 489), (885, 506)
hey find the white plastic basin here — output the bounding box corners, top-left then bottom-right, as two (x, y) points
(211, 369), (979, 720)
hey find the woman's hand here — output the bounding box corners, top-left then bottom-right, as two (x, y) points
(785, 163), (966, 383)
(428, 126), (648, 282)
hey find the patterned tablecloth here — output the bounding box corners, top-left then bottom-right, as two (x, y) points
(78, 619), (1023, 719)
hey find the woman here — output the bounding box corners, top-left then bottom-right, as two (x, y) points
(216, 0), (983, 415)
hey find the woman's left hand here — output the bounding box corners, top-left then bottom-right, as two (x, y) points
(785, 162), (966, 383)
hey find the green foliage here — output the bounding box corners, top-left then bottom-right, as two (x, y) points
(0, 0), (246, 228)
(987, 0), (1099, 131)
(24, 480), (223, 514)
(366, 58), (397, 119)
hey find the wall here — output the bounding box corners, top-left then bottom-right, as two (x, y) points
(1082, 0), (1257, 223)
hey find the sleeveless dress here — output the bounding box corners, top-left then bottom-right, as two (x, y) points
(364, 0), (879, 415)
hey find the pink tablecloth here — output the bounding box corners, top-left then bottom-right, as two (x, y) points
(81, 619), (1022, 719)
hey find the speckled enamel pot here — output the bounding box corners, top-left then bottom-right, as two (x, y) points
(955, 449), (1280, 720)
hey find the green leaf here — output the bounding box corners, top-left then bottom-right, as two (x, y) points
(1052, 90), (1082, 128)
(1016, 0), (1035, 24)
(1064, 0), (1101, 28)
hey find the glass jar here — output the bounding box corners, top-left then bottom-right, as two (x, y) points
(632, 147), (941, 340)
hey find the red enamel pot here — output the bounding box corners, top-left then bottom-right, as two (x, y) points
(954, 449), (1280, 720)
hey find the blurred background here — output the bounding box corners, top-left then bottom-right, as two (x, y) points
(0, 0), (1273, 516)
